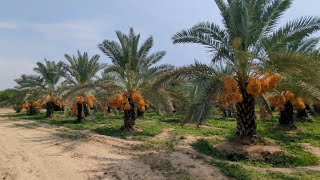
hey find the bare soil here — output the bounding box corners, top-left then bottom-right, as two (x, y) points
(215, 136), (285, 161)
(270, 124), (300, 131)
(0, 108), (229, 180)
(301, 143), (320, 158)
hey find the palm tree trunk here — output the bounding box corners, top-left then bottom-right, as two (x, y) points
(312, 104), (320, 116)
(279, 102), (294, 125)
(137, 110), (144, 118)
(122, 98), (136, 131)
(236, 89), (257, 138)
(297, 109), (308, 119)
(123, 110), (134, 130)
(15, 107), (22, 113)
(76, 104), (85, 123)
(46, 101), (55, 118)
(28, 105), (38, 116)
(14, 104), (22, 113)
(222, 106), (232, 118)
(83, 104), (90, 117)
(296, 104), (310, 120)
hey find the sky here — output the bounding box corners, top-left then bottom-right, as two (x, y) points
(0, 0), (319, 90)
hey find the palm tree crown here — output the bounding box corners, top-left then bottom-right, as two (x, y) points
(64, 51), (103, 85)
(98, 28), (173, 94)
(172, 0), (320, 78)
(34, 59), (64, 91)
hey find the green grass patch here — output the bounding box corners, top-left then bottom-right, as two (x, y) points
(192, 137), (318, 168)
(4, 111), (173, 140)
(257, 117), (319, 167)
(199, 155), (320, 180)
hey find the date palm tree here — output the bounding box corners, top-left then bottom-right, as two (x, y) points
(63, 51), (104, 123)
(172, 0), (320, 138)
(10, 74), (46, 115)
(33, 59), (64, 117)
(98, 28), (175, 131)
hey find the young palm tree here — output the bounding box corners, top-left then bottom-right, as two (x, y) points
(171, 62), (233, 126)
(172, 0), (320, 138)
(98, 28), (175, 131)
(33, 59), (64, 117)
(11, 74), (46, 115)
(63, 51), (104, 123)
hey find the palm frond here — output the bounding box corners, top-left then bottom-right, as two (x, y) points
(64, 51), (103, 85)
(265, 16), (320, 52)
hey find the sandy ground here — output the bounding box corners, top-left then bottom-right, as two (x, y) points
(0, 108), (229, 180)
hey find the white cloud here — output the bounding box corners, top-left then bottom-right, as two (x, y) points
(0, 22), (17, 29)
(28, 17), (114, 48)
(33, 22), (99, 42)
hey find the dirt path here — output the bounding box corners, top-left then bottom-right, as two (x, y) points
(0, 109), (229, 180)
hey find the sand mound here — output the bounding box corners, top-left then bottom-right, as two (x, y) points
(215, 136), (286, 162)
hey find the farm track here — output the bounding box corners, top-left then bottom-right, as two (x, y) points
(0, 109), (229, 180)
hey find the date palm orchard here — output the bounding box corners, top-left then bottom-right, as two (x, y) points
(6, 0), (320, 136)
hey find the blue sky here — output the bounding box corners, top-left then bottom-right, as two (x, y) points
(0, 0), (319, 89)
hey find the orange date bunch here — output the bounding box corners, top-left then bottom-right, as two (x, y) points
(247, 73), (282, 96)
(21, 102), (32, 110)
(216, 73), (282, 106)
(21, 94), (63, 111)
(108, 90), (149, 112)
(72, 95), (98, 115)
(33, 99), (43, 108)
(47, 95), (63, 107)
(268, 91), (306, 111)
(36, 94), (63, 108)
(216, 77), (243, 107)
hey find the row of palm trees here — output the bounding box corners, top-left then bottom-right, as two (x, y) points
(8, 0), (320, 140)
(12, 28), (177, 129)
